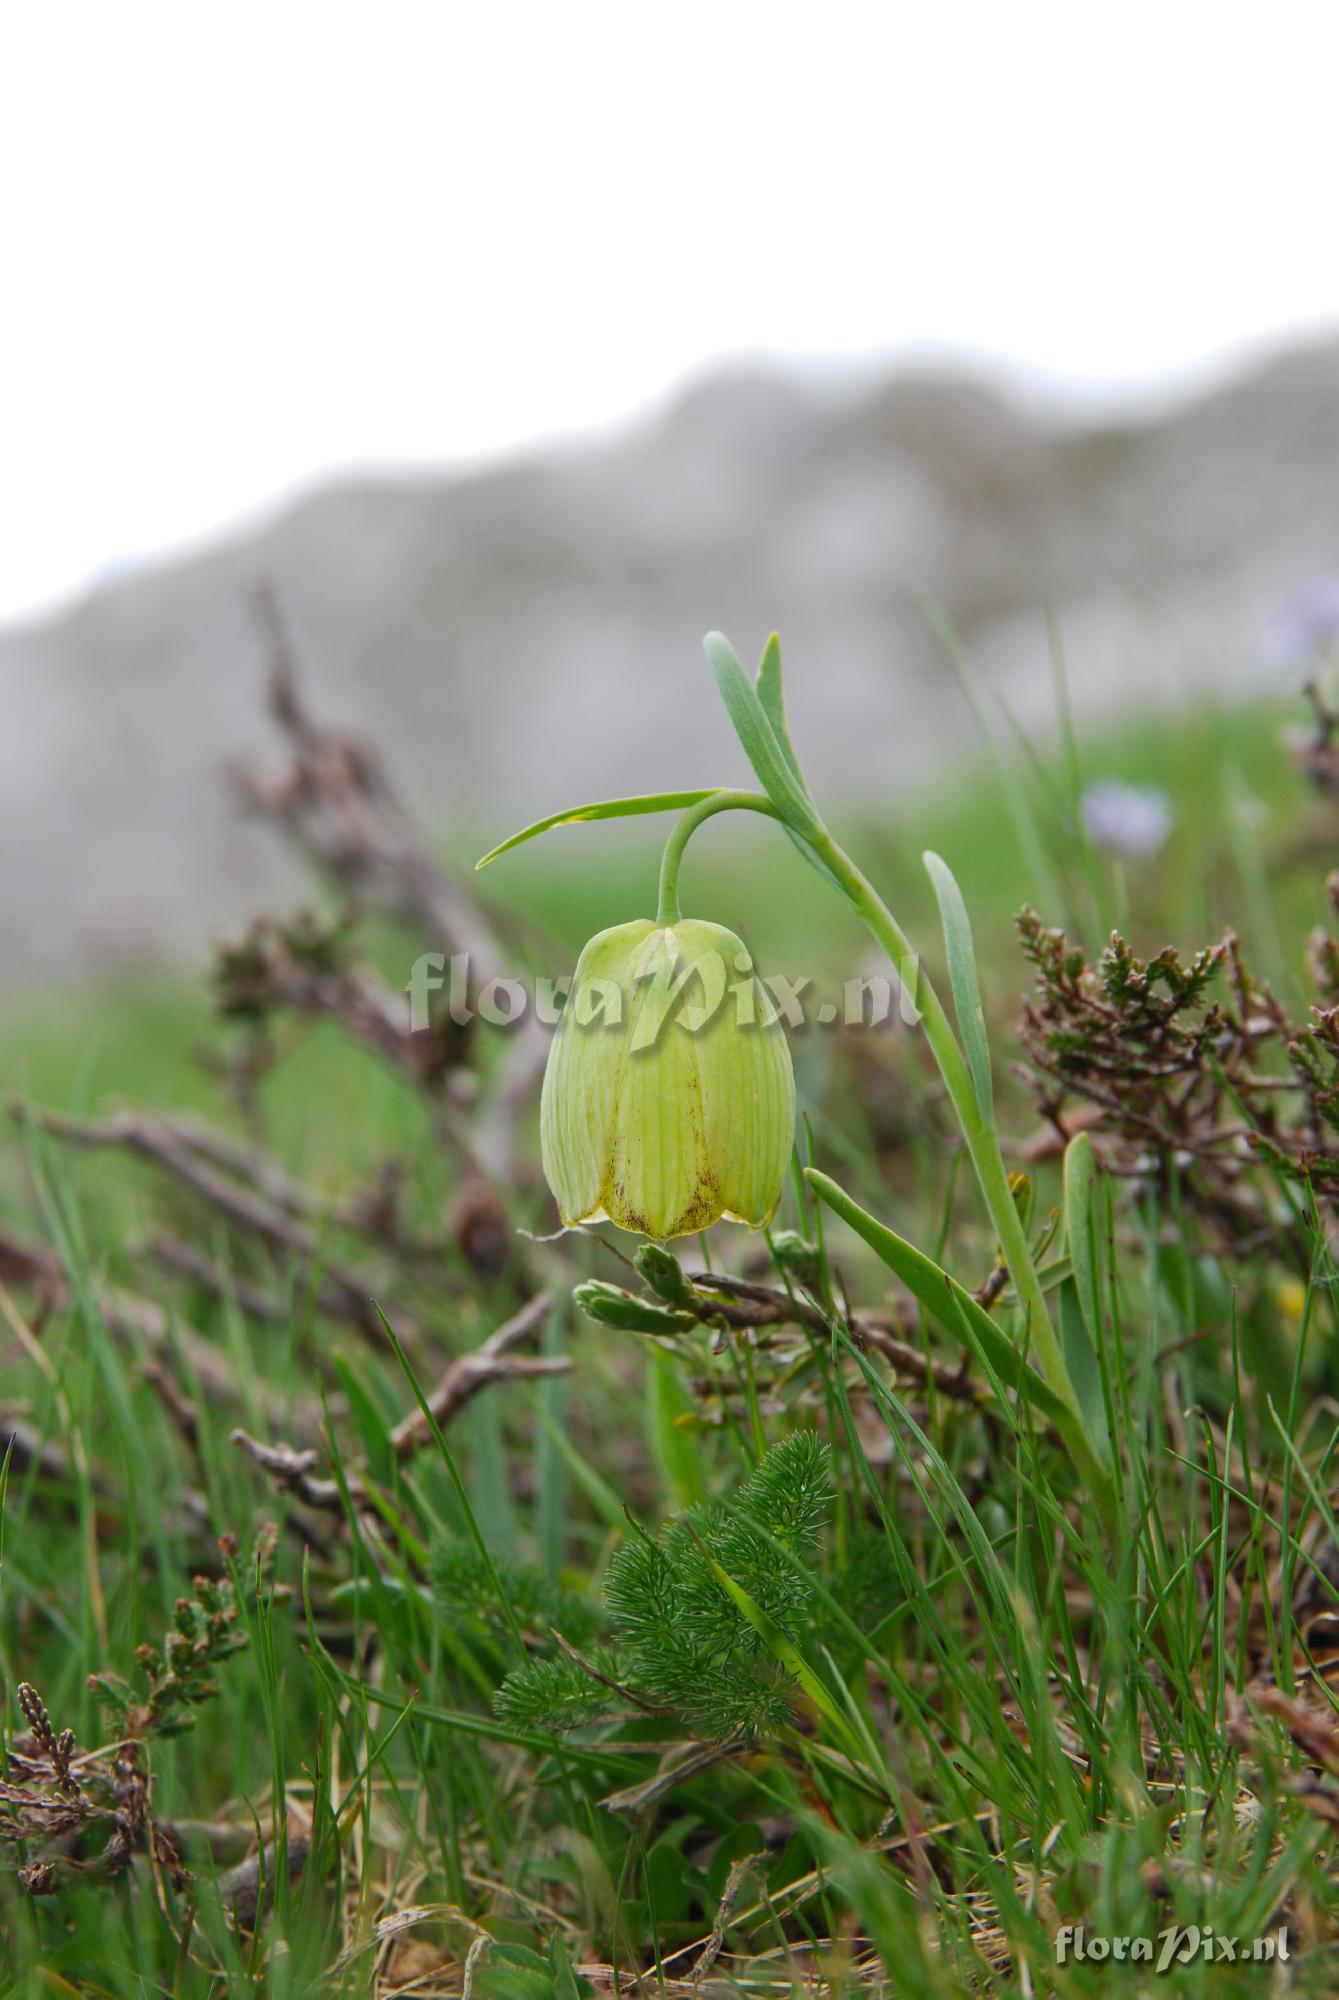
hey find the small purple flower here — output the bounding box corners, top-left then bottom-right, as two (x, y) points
(1263, 576), (1339, 680)
(1081, 779), (1172, 859)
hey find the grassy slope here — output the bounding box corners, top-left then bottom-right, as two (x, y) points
(0, 689), (1336, 1995)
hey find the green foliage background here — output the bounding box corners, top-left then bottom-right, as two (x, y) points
(1, 677), (1336, 1996)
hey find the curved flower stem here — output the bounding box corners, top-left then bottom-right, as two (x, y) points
(805, 834), (1083, 1412)
(656, 791), (784, 926)
(659, 792), (1112, 1511)
(813, 826), (1112, 1511)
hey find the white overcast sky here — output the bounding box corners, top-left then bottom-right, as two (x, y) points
(3, 3), (1337, 623)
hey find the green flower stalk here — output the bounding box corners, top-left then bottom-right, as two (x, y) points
(478, 631), (1117, 1522)
(540, 916), (794, 1240)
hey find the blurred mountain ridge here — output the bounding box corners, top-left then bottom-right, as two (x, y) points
(5, 338), (1339, 991)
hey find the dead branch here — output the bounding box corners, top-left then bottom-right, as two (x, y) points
(133, 1118), (448, 1267)
(0, 1413), (119, 1503)
(232, 1294), (565, 1533)
(142, 1233), (292, 1326)
(136, 1112), (365, 1230)
(141, 1231), (400, 1347)
(236, 586), (504, 970)
(20, 1105), (418, 1352)
(232, 586), (552, 1179)
(231, 1430), (363, 1515)
(214, 911), (468, 1092)
(0, 1220), (295, 1429)
(389, 1292), (567, 1457)
(140, 1360), (200, 1454)
(683, 1270), (985, 1402)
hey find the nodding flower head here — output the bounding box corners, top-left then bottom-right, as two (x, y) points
(540, 917), (795, 1241)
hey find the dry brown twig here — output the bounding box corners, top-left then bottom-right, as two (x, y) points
(141, 1228), (407, 1348)
(130, 1113), (415, 1243)
(683, 1270), (985, 1403)
(1015, 905), (1339, 1244)
(233, 1293), (568, 1523)
(230, 1430), (362, 1515)
(236, 587), (503, 969)
(0, 1219), (295, 1431)
(209, 911), (495, 1187)
(0, 1410), (122, 1510)
(19, 1104), (420, 1353)
(142, 1232), (297, 1328)
(141, 1147), (452, 1285)
(1285, 679), (1339, 804)
(231, 586), (549, 1181)
(388, 1291), (565, 1456)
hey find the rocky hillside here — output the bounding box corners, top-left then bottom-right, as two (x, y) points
(4, 340), (1338, 993)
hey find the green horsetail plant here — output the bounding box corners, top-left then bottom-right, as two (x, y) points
(479, 630), (1114, 1519)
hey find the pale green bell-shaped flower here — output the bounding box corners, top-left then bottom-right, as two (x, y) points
(541, 918), (795, 1240)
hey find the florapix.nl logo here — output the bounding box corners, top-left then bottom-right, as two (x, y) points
(1055, 1924), (1289, 1972)
(404, 947), (924, 1038)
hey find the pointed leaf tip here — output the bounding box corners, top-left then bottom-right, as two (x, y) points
(754, 632), (810, 799)
(923, 849), (994, 1122)
(703, 631), (817, 837)
(475, 789), (725, 868)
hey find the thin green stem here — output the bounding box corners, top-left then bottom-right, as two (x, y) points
(656, 790), (783, 926)
(811, 827), (1113, 1510)
(807, 839), (1057, 1365)
(656, 793), (1113, 1517)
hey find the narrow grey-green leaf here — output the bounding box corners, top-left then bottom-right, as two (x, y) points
(754, 632), (809, 796)
(1059, 1275), (1108, 1450)
(476, 789), (722, 869)
(804, 1168), (1071, 1430)
(923, 850), (993, 1121)
(1063, 1130), (1101, 1349)
(752, 633), (839, 886)
(704, 630), (818, 836)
